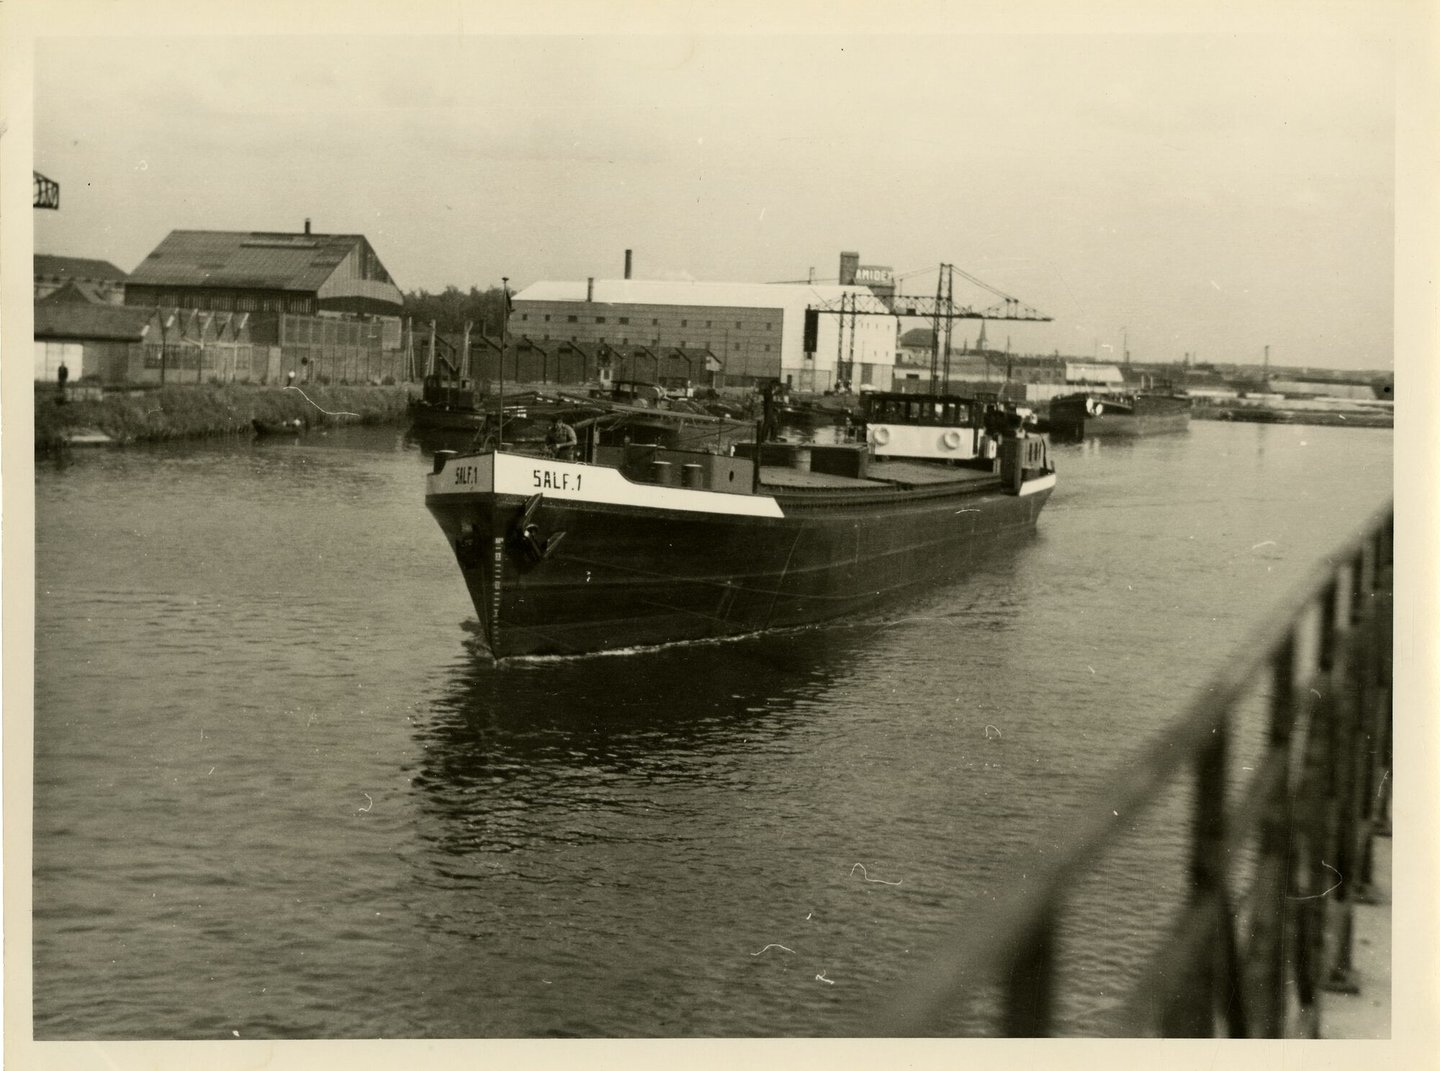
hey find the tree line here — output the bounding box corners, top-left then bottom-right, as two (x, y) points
(401, 285), (511, 337)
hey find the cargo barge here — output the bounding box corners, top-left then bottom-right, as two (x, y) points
(1046, 391), (1192, 441)
(426, 391), (1056, 658)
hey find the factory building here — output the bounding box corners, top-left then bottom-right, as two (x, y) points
(512, 252), (897, 391)
(124, 224), (407, 383)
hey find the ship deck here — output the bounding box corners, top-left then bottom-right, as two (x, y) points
(758, 460), (998, 492)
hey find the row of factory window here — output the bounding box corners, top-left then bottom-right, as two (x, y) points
(519, 313), (773, 331)
(135, 291), (314, 315)
(528, 334), (770, 352)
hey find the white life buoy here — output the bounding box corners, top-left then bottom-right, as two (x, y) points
(942, 429), (962, 449)
(1085, 398), (1099, 416)
(872, 426), (891, 445)
(1094, 403), (1105, 415)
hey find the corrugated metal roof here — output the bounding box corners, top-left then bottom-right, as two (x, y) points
(34, 302), (151, 342)
(515, 278), (890, 313)
(126, 230), (387, 293)
(34, 254), (127, 281)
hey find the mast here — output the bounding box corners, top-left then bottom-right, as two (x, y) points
(499, 277), (509, 448)
(929, 266), (943, 392)
(846, 289), (857, 389)
(940, 264), (955, 394)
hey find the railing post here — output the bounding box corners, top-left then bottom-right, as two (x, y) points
(1371, 523), (1394, 839)
(1245, 633), (1299, 1036)
(1350, 535), (1385, 902)
(1320, 558), (1362, 996)
(1003, 910), (1057, 1036)
(1163, 722), (1232, 1036)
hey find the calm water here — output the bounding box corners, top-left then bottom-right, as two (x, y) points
(31, 421), (1391, 1038)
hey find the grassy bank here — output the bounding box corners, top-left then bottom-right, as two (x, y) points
(35, 383), (414, 452)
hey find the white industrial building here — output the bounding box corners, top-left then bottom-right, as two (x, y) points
(512, 277), (896, 391)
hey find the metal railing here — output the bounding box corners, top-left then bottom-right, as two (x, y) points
(870, 503), (1393, 1036)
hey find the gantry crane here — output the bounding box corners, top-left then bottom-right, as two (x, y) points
(34, 171), (60, 209)
(807, 262), (1050, 392)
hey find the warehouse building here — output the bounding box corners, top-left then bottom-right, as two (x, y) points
(34, 301), (260, 386)
(124, 223), (407, 383)
(512, 253), (897, 391)
(33, 302), (151, 382)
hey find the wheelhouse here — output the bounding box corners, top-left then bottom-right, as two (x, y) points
(860, 392), (980, 428)
(859, 391), (990, 462)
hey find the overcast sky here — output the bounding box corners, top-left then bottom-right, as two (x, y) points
(32, 27), (1397, 370)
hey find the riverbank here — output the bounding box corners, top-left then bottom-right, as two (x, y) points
(1191, 401), (1393, 429)
(34, 383), (414, 454)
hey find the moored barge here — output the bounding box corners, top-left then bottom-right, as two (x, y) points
(1046, 391), (1191, 441)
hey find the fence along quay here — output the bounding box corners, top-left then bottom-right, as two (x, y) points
(868, 503), (1394, 1037)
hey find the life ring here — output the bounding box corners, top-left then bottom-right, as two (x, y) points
(942, 429), (962, 449)
(872, 426), (891, 445)
(1085, 398), (1099, 416)
(1094, 403), (1105, 415)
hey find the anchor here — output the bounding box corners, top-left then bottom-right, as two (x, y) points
(511, 493), (566, 564)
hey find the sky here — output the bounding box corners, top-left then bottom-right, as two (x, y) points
(27, 18), (1402, 371)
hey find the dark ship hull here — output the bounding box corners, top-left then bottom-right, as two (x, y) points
(1046, 392), (1191, 441)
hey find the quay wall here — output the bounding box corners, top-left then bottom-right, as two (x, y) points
(34, 382), (413, 453)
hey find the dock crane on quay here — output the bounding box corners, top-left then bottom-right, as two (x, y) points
(804, 262), (1051, 392)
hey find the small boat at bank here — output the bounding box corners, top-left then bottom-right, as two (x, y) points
(1213, 406), (1293, 424)
(1045, 391), (1191, 441)
(408, 374), (488, 431)
(426, 390), (1056, 658)
(251, 417), (307, 437)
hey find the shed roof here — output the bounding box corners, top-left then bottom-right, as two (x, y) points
(38, 280), (110, 305)
(1065, 362), (1125, 383)
(127, 229), (392, 293)
(35, 302), (151, 342)
(34, 254), (127, 281)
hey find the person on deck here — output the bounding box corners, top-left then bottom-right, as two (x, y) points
(546, 416), (578, 461)
(56, 361), (69, 403)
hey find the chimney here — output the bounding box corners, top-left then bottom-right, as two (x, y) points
(304, 218), (312, 235)
(624, 249), (633, 279)
(587, 277), (595, 302)
(839, 251), (859, 286)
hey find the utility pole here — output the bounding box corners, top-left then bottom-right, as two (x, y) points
(158, 309), (169, 386)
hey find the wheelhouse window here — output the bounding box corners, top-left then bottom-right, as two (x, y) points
(865, 394), (974, 426)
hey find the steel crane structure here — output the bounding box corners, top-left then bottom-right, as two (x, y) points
(807, 262), (1050, 392)
(34, 171), (60, 209)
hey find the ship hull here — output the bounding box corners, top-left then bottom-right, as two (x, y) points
(427, 452), (1053, 658)
(1046, 393), (1191, 441)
